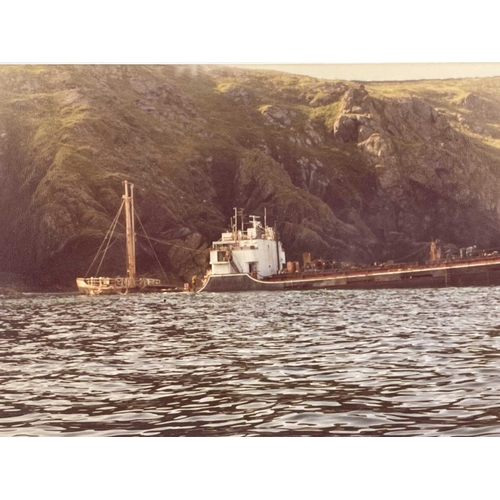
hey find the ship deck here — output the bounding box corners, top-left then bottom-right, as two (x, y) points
(199, 255), (500, 292)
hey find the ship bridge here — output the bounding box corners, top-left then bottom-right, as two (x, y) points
(209, 211), (286, 278)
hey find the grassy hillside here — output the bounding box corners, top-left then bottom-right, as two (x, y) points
(1, 65), (500, 288)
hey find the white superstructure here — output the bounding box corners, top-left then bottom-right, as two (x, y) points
(209, 209), (286, 278)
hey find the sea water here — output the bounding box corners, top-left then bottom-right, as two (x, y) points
(1, 287), (500, 436)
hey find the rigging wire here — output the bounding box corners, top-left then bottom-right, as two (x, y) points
(95, 203), (125, 276)
(134, 212), (170, 283)
(87, 235), (121, 270)
(84, 199), (125, 277)
(393, 242), (431, 263)
(135, 233), (208, 254)
(113, 216), (209, 253)
(114, 218), (199, 253)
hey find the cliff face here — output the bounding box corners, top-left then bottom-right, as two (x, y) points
(1, 65), (500, 287)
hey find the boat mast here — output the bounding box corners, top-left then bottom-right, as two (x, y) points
(233, 207), (238, 242)
(123, 180), (136, 279)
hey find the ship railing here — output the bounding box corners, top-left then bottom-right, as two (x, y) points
(265, 262), (423, 281)
(264, 253), (500, 282)
(83, 277), (115, 287)
(215, 230), (275, 245)
(426, 253), (500, 268)
(141, 278), (162, 286)
(83, 277), (162, 288)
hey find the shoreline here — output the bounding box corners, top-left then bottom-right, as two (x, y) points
(0, 283), (77, 297)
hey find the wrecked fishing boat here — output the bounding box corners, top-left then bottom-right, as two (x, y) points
(76, 181), (176, 295)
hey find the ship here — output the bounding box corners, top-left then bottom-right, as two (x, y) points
(76, 181), (177, 295)
(198, 209), (500, 292)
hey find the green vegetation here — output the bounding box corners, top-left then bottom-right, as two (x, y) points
(1, 65), (500, 288)
(309, 101), (343, 130)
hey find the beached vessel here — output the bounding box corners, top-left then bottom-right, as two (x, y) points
(198, 210), (500, 292)
(76, 181), (175, 295)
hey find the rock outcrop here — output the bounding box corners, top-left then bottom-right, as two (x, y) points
(1, 65), (500, 288)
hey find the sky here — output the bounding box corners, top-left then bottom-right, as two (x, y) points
(229, 63), (500, 82)
(3, 3), (498, 80)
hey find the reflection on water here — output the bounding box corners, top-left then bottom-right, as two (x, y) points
(1, 287), (500, 436)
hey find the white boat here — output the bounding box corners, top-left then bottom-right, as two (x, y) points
(198, 209), (286, 292)
(198, 209), (500, 292)
(76, 181), (175, 295)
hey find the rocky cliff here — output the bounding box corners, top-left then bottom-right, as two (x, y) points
(1, 65), (500, 288)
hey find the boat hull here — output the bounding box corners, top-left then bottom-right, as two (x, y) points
(198, 257), (500, 292)
(76, 277), (178, 295)
(198, 273), (286, 292)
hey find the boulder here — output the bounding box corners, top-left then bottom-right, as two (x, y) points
(259, 105), (292, 127)
(219, 85), (251, 104)
(333, 114), (358, 142)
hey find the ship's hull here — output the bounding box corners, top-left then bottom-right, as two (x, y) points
(198, 273), (286, 292)
(198, 257), (500, 292)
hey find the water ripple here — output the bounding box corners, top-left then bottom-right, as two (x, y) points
(1, 287), (500, 435)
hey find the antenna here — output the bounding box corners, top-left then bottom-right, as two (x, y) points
(233, 207), (238, 241)
(249, 215), (260, 229)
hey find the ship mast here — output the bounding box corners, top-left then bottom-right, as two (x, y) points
(123, 180), (136, 279)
